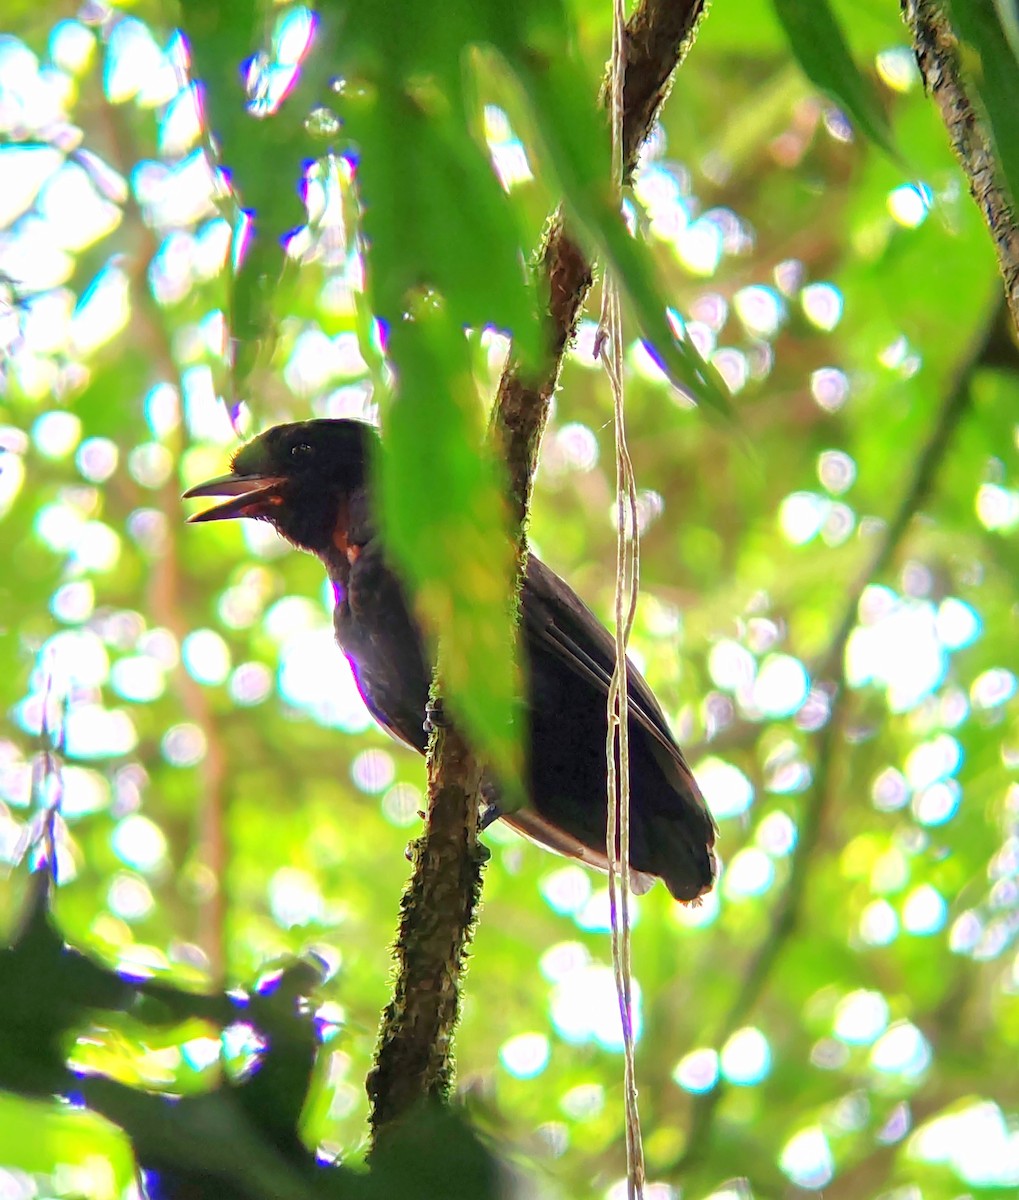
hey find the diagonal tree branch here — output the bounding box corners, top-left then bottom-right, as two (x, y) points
(367, 0), (710, 1145)
(493, 0), (708, 526)
(676, 291), (1005, 1173)
(902, 0), (1019, 329)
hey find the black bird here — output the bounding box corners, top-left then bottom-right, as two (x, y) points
(184, 420), (716, 901)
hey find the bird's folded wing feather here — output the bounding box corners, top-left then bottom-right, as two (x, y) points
(501, 808), (656, 894)
(522, 555), (709, 818)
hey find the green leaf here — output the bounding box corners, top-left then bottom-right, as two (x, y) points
(505, 54), (732, 414)
(993, 0), (1019, 65)
(178, 0), (324, 390)
(0, 1094), (134, 1192)
(947, 0), (1019, 216)
(771, 0), (898, 159)
(379, 302), (524, 794)
(368, 1104), (501, 1200)
(321, 0), (730, 409)
(341, 86), (540, 362)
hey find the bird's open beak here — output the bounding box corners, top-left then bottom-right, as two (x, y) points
(182, 473), (287, 522)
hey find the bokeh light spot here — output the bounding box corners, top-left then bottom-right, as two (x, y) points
(887, 183), (932, 228)
(756, 810), (797, 855)
(723, 848), (774, 898)
(556, 422), (599, 471)
(61, 767), (110, 817)
(870, 1021), (931, 1077)
(872, 767), (909, 812)
(779, 491), (828, 545)
(675, 217), (723, 275)
(560, 1083), (604, 1121)
(911, 1101), (1019, 1187)
(902, 884), (947, 935)
(499, 1032), (550, 1079)
(912, 779), (960, 826)
(694, 757), (753, 819)
(733, 285), (783, 338)
(817, 449), (856, 494)
(859, 899), (899, 946)
(162, 723), (207, 767)
(128, 442), (174, 489)
(278, 630), (374, 731)
(111, 814), (167, 873)
(76, 436), (118, 482)
(350, 748), (395, 794)
(976, 483), (1019, 532)
(381, 782), (422, 827)
(269, 866), (325, 927)
(937, 597), (981, 649)
(752, 654), (809, 717)
(846, 597), (947, 713)
(551, 965), (641, 1050)
(971, 667), (1017, 710)
(540, 865), (593, 916)
(50, 20), (96, 74)
(708, 640), (755, 693)
(672, 1047), (719, 1094)
(111, 655), (166, 703)
(810, 366), (850, 412)
(905, 735), (961, 789)
(108, 872), (155, 921)
(182, 629), (231, 686)
(801, 283), (843, 331)
(64, 705), (137, 759)
(720, 1027), (771, 1085)
(834, 990), (889, 1044)
(876, 47), (919, 92)
(229, 662), (273, 706)
(780, 1127), (833, 1189)
(33, 410), (81, 458)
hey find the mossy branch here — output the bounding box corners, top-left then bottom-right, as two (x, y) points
(367, 0), (710, 1147)
(902, 0), (1019, 328)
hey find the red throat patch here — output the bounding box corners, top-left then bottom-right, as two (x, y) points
(331, 497), (359, 564)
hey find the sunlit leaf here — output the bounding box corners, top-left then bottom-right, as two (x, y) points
(178, 0), (322, 389)
(379, 302), (524, 794)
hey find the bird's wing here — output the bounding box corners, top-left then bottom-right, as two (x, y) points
(502, 809), (656, 894)
(354, 680), (427, 754)
(522, 555), (710, 820)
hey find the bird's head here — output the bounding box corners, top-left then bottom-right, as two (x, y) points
(184, 419), (377, 561)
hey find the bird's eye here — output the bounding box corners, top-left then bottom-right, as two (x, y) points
(291, 443), (314, 460)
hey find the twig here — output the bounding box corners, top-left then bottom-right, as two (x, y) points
(677, 292), (1003, 1170)
(902, 0), (1019, 328)
(367, 0), (711, 1146)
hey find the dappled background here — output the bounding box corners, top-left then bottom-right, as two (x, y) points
(1, 1), (1018, 1198)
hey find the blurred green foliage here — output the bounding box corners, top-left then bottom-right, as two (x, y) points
(1, 1), (1018, 1198)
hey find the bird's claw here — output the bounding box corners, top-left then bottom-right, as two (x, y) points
(423, 698), (449, 733)
(479, 802), (502, 831)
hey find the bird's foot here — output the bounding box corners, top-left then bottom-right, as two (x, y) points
(423, 698), (449, 734)
(474, 841), (492, 866)
(479, 802), (502, 831)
